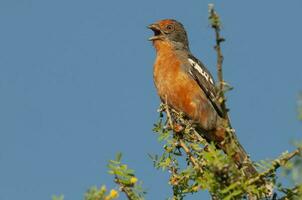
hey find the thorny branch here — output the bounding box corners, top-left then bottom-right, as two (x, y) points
(164, 97), (203, 172)
(225, 148), (302, 198)
(161, 103), (221, 200)
(208, 4), (230, 123)
(114, 176), (140, 200)
(114, 177), (134, 200)
(279, 185), (302, 200)
(160, 102), (302, 199)
(248, 148), (302, 186)
(207, 5), (302, 199)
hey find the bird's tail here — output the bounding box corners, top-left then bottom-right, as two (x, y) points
(215, 124), (275, 198)
(219, 127), (258, 178)
(198, 119), (274, 199)
(203, 122), (258, 178)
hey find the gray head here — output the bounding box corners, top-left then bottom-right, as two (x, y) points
(148, 19), (189, 50)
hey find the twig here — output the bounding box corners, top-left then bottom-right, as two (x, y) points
(247, 147), (302, 186)
(114, 176), (137, 200)
(164, 96), (174, 130)
(279, 185), (302, 200)
(208, 4), (229, 121)
(221, 148), (302, 198)
(164, 100), (203, 172)
(169, 108), (207, 145)
(178, 139), (201, 169)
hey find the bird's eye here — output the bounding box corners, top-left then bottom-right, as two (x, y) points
(166, 24), (174, 32)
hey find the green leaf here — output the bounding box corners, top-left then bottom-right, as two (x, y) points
(116, 152), (122, 162)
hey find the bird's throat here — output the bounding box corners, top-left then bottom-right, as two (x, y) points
(152, 40), (175, 53)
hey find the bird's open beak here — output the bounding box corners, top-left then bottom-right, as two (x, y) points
(148, 23), (162, 41)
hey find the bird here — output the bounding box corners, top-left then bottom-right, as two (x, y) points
(148, 19), (258, 178)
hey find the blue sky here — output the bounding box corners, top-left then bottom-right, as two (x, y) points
(0, 0), (301, 199)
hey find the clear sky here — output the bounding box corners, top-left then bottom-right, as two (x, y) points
(0, 0), (302, 199)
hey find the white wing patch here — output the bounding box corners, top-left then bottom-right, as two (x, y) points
(188, 58), (214, 85)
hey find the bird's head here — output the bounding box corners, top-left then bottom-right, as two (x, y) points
(148, 19), (189, 50)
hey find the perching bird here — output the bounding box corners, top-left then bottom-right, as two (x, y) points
(148, 19), (257, 178)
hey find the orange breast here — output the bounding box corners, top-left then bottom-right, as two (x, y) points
(153, 41), (218, 130)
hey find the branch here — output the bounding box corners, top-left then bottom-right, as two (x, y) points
(248, 147), (302, 186)
(226, 148), (302, 198)
(164, 101), (203, 172)
(157, 101), (302, 199)
(114, 177), (138, 200)
(108, 154), (144, 200)
(279, 185), (302, 200)
(208, 4), (229, 121)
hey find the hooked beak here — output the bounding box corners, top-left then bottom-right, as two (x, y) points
(147, 23), (163, 41)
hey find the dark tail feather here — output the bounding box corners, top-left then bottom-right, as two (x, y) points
(223, 132), (258, 178)
(198, 125), (258, 178)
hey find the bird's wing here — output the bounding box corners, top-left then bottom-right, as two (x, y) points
(187, 54), (223, 117)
